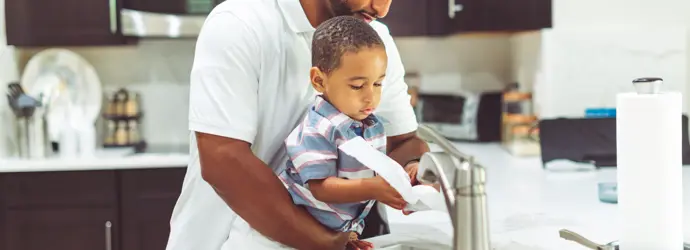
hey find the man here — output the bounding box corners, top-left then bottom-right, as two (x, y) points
(166, 0), (430, 249)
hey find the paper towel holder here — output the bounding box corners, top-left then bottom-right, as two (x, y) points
(632, 77), (662, 94)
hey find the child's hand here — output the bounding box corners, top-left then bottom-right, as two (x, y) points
(346, 240), (374, 250)
(369, 176), (407, 210)
(346, 232), (374, 250)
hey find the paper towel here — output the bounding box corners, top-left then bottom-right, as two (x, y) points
(338, 137), (446, 212)
(616, 91), (683, 250)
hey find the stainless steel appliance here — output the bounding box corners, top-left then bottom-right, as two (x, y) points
(415, 91), (502, 142)
(119, 0), (224, 38)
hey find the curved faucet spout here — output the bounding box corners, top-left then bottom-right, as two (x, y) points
(414, 124), (491, 250)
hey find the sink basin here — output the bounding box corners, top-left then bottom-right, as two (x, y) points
(365, 223), (453, 250)
(377, 242), (451, 250)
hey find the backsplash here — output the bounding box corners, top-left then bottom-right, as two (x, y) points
(16, 40), (196, 85)
(13, 34), (513, 146)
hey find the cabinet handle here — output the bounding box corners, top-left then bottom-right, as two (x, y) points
(105, 221), (112, 250)
(448, 0), (464, 19)
(108, 0), (117, 33)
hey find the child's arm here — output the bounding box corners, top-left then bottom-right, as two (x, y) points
(308, 176), (407, 209)
(308, 177), (376, 203)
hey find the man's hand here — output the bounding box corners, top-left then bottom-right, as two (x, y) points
(402, 162), (442, 216)
(404, 162), (420, 185)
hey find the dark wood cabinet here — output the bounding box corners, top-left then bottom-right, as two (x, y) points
(119, 169), (187, 250)
(381, 0), (552, 37)
(0, 168), (186, 250)
(450, 0), (552, 32)
(4, 208), (118, 250)
(5, 0), (131, 47)
(5, 0), (551, 46)
(0, 171), (119, 250)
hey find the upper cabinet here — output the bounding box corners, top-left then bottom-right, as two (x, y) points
(381, 0), (552, 37)
(4, 0), (219, 47)
(5, 0), (129, 46)
(5, 0), (552, 46)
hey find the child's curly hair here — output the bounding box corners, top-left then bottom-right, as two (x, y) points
(311, 16), (386, 75)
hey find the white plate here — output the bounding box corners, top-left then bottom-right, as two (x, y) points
(20, 49), (102, 141)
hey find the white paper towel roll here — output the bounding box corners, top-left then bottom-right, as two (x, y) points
(617, 90), (683, 250)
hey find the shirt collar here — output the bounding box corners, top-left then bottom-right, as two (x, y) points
(277, 0), (315, 33)
(312, 95), (379, 129)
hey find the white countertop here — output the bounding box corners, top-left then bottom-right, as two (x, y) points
(3, 141), (689, 249)
(0, 150), (189, 172)
(378, 142), (690, 250)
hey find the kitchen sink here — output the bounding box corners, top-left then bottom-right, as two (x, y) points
(377, 245), (429, 250)
(376, 242), (451, 250)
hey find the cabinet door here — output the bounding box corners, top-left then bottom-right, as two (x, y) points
(5, 0), (128, 46)
(379, 0), (429, 36)
(452, 0), (552, 32)
(380, 0), (452, 37)
(0, 171), (119, 250)
(119, 168), (186, 250)
(3, 208), (117, 250)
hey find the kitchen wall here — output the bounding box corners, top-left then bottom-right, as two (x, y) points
(15, 41), (195, 147)
(13, 34), (514, 146)
(510, 0), (690, 117)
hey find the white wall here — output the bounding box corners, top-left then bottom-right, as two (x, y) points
(395, 34), (512, 92)
(553, 0), (690, 29)
(511, 0), (690, 118)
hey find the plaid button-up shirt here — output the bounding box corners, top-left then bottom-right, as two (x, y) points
(278, 95), (387, 234)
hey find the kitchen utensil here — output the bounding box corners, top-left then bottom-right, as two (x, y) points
(6, 82), (40, 118)
(7, 82), (22, 97)
(26, 107), (50, 159)
(6, 82), (49, 158)
(559, 229), (690, 250)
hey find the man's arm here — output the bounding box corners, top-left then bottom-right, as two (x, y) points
(189, 13), (346, 250)
(387, 132), (430, 184)
(197, 133), (345, 249)
(387, 132), (429, 166)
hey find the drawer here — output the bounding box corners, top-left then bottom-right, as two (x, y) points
(2, 170), (117, 208)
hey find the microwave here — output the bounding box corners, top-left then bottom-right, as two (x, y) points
(415, 91), (502, 142)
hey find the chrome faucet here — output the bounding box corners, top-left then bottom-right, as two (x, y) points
(415, 124), (491, 250)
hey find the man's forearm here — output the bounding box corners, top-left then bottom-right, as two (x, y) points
(196, 133), (339, 250)
(387, 133), (430, 166)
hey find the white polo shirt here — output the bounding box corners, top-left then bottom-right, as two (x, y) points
(166, 0), (418, 249)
